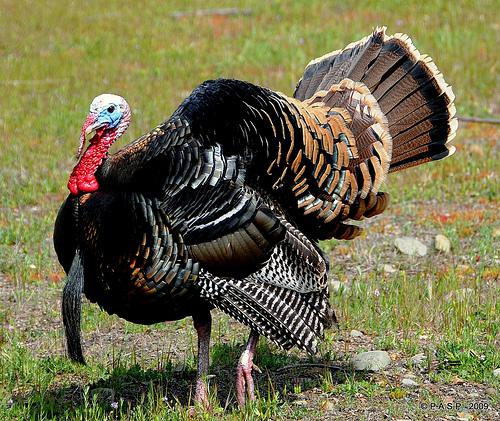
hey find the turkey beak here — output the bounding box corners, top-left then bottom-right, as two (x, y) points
(77, 113), (107, 159)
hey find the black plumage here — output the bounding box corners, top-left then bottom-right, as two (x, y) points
(54, 27), (456, 407)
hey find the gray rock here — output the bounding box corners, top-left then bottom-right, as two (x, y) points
(293, 400), (308, 406)
(485, 387), (497, 396)
(402, 378), (418, 387)
(350, 329), (364, 338)
(173, 363), (186, 372)
(394, 237), (428, 256)
(321, 401), (335, 411)
(410, 353), (427, 367)
(383, 264), (397, 273)
(377, 263), (397, 273)
(328, 280), (350, 294)
(493, 368), (500, 378)
(350, 351), (391, 372)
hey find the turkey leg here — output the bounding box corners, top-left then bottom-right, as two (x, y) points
(192, 311), (212, 408)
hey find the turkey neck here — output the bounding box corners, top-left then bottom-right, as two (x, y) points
(68, 130), (114, 195)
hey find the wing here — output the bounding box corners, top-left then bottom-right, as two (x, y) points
(171, 78), (392, 241)
(95, 116), (287, 279)
(197, 271), (336, 354)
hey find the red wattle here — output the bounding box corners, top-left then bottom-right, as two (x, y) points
(68, 134), (111, 195)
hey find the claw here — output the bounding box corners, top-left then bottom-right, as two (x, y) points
(252, 363), (262, 374)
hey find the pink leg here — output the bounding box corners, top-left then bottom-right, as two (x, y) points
(236, 330), (260, 408)
(193, 311), (212, 409)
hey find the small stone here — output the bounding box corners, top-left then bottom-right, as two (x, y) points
(467, 392), (479, 398)
(435, 234), (451, 253)
(350, 329), (364, 338)
(394, 237), (428, 256)
(320, 400), (335, 411)
(378, 263), (397, 273)
(485, 387), (497, 396)
(383, 264), (397, 273)
(493, 368), (500, 378)
(457, 412), (474, 420)
(173, 363), (186, 372)
(350, 350), (391, 372)
(410, 353), (427, 367)
(402, 378), (418, 387)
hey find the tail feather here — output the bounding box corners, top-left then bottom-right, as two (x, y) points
(387, 92), (455, 137)
(294, 26), (457, 173)
(357, 34), (419, 92)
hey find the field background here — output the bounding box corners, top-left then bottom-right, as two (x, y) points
(0, 0), (499, 419)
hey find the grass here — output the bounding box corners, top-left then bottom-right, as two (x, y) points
(1, 0), (500, 419)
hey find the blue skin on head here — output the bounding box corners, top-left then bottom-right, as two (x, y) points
(96, 104), (122, 130)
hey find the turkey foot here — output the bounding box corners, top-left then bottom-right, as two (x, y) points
(236, 331), (261, 408)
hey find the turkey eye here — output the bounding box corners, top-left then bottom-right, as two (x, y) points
(107, 105), (115, 113)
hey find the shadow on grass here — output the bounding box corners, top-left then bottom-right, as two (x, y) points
(6, 343), (351, 419)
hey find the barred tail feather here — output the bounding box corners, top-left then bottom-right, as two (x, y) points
(294, 26), (457, 173)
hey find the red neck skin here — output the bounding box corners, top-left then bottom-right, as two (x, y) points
(67, 130), (113, 195)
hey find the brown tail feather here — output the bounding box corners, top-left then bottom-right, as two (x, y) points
(294, 26), (457, 173)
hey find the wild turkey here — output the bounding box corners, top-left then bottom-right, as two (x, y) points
(54, 27), (457, 408)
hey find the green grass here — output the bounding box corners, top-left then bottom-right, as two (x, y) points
(1, 0), (500, 419)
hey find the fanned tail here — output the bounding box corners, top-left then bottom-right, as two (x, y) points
(294, 26), (457, 172)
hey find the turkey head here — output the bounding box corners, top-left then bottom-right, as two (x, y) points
(68, 94), (131, 195)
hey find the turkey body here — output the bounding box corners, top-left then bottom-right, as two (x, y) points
(54, 27), (456, 408)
